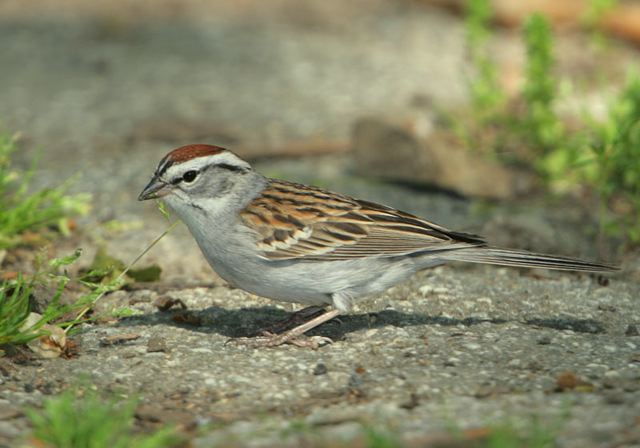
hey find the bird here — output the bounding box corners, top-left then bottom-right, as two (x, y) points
(138, 144), (617, 347)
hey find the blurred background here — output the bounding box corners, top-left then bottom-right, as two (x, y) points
(1, 0), (639, 276)
(2, 2), (640, 447)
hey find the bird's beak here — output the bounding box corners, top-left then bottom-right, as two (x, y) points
(138, 176), (171, 201)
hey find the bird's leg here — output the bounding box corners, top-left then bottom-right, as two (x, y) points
(264, 305), (327, 334)
(231, 309), (341, 349)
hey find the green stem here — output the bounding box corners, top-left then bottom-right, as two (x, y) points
(64, 220), (179, 334)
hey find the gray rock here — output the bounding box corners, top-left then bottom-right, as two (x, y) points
(351, 117), (534, 199)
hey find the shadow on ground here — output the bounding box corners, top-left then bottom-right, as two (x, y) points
(114, 306), (606, 340)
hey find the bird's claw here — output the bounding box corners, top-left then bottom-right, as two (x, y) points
(228, 331), (333, 349)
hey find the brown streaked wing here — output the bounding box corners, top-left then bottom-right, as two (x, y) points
(240, 180), (486, 261)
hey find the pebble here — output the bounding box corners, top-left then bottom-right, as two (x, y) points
(147, 336), (169, 353)
(625, 324), (639, 336)
(0, 421), (21, 439)
(507, 359), (522, 368)
(313, 363), (328, 376)
(191, 347), (214, 354)
(604, 370), (620, 379)
(604, 392), (626, 405)
(444, 358), (459, 367)
(363, 329), (379, 338)
(537, 335), (552, 345)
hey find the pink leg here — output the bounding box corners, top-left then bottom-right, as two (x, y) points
(231, 309), (341, 349)
(264, 305), (327, 334)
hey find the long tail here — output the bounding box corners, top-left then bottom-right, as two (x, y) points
(441, 247), (618, 272)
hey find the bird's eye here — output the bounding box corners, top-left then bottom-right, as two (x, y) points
(182, 170), (198, 183)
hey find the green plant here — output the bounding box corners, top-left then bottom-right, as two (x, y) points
(0, 249), (125, 348)
(0, 274), (33, 346)
(443, 404), (570, 448)
(583, 0), (617, 27)
(460, 2), (639, 244)
(465, 0), (506, 119)
(588, 72), (640, 243)
(0, 134), (90, 248)
(0, 250), (81, 346)
(520, 13), (575, 181)
(362, 426), (402, 448)
(26, 388), (180, 448)
(483, 418), (558, 448)
(582, 0), (618, 46)
(1, 217), (177, 349)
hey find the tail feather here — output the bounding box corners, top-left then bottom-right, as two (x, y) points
(442, 247), (618, 273)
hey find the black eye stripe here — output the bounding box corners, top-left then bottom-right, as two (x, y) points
(215, 163), (247, 173)
(167, 162), (248, 185)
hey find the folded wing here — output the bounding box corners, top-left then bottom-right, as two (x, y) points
(240, 180), (485, 261)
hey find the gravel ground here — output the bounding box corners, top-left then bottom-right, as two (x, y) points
(1, 1), (639, 447)
(2, 259), (639, 447)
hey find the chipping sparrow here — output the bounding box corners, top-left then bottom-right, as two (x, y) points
(139, 144), (616, 347)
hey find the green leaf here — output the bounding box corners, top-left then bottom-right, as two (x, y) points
(127, 264), (162, 282)
(49, 248), (83, 268)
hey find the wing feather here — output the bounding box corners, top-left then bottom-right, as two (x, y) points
(240, 180), (485, 261)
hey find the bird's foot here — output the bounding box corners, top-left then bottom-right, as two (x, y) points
(227, 308), (341, 349)
(229, 331), (333, 349)
(264, 305), (327, 334)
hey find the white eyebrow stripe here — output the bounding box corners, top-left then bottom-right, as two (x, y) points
(162, 152), (250, 179)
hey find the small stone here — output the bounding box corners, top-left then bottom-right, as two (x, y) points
(596, 275), (610, 287)
(474, 386), (495, 398)
(100, 333), (140, 346)
(147, 336), (168, 353)
(527, 360), (543, 371)
(604, 392), (625, 405)
(597, 303), (616, 312)
(537, 335), (552, 345)
(604, 370), (621, 379)
(443, 358), (457, 367)
(154, 296), (187, 311)
(555, 371), (578, 391)
(0, 407), (22, 420)
(399, 393), (420, 409)
(555, 371), (593, 392)
(625, 324), (639, 336)
(172, 311), (203, 326)
(347, 373), (363, 389)
(313, 363), (328, 376)
(507, 358), (522, 368)
(419, 285), (434, 296)
(135, 404), (165, 423)
(0, 421), (21, 439)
